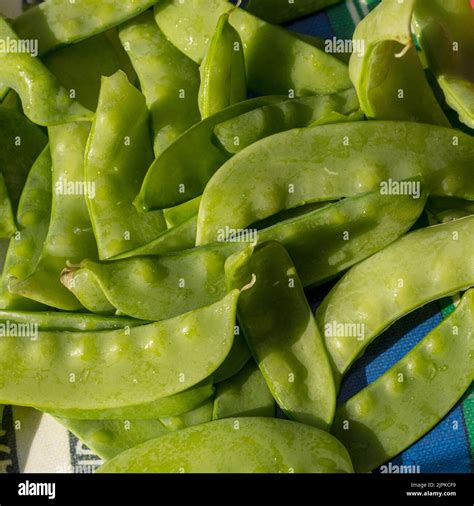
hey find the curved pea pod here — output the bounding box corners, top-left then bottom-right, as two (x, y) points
(213, 330), (251, 383)
(316, 215), (474, 381)
(348, 0), (449, 126)
(97, 417), (354, 473)
(427, 197), (474, 223)
(0, 176), (15, 238)
(0, 147), (51, 311)
(10, 123), (97, 310)
(246, 0), (341, 24)
(212, 361), (275, 420)
(196, 121), (474, 245)
(154, 0), (351, 97)
(85, 71), (166, 260)
(227, 242), (336, 430)
(413, 0), (474, 129)
(199, 12), (246, 119)
(136, 96), (283, 211)
(12, 0), (161, 56)
(0, 19), (92, 126)
(160, 400), (213, 431)
(214, 89), (361, 154)
(332, 289), (474, 473)
(0, 291), (238, 411)
(56, 417), (169, 461)
(164, 197), (201, 229)
(118, 12), (201, 157)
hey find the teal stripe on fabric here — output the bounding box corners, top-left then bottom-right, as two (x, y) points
(327, 2), (358, 39)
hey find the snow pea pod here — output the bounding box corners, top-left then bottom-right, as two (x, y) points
(212, 361), (275, 420)
(154, 0), (351, 96)
(214, 89), (361, 154)
(246, 0), (341, 24)
(118, 12), (201, 157)
(85, 71), (166, 260)
(10, 122), (97, 310)
(196, 121), (474, 245)
(0, 176), (15, 239)
(349, 0), (449, 126)
(413, 0), (474, 129)
(97, 417), (354, 473)
(160, 400), (213, 431)
(227, 242), (336, 430)
(0, 291), (238, 411)
(136, 96), (283, 211)
(213, 330), (251, 383)
(427, 197), (474, 223)
(198, 12), (246, 119)
(164, 197), (201, 229)
(332, 289), (474, 473)
(316, 216), (474, 380)
(0, 19), (92, 126)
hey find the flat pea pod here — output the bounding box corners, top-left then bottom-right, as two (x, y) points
(0, 19), (92, 126)
(0, 291), (238, 411)
(212, 361), (275, 420)
(12, 0), (161, 56)
(97, 417), (353, 473)
(56, 417), (169, 461)
(214, 89), (362, 154)
(427, 197), (474, 223)
(136, 96), (283, 211)
(198, 12), (246, 119)
(316, 215), (474, 380)
(348, 0), (449, 126)
(159, 400), (213, 431)
(332, 289), (474, 473)
(226, 242), (336, 430)
(85, 71), (166, 260)
(212, 330), (251, 384)
(0, 176), (15, 238)
(163, 197), (201, 229)
(118, 12), (201, 157)
(10, 122), (97, 310)
(154, 0), (351, 97)
(413, 0), (474, 129)
(246, 0), (341, 24)
(196, 121), (474, 245)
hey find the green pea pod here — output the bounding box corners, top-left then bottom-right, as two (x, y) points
(85, 71), (166, 260)
(0, 291), (238, 411)
(160, 400), (213, 431)
(246, 0), (341, 24)
(316, 216), (474, 380)
(196, 121), (474, 245)
(136, 96), (283, 211)
(118, 12), (201, 157)
(154, 0), (351, 96)
(199, 12), (246, 119)
(0, 19), (92, 126)
(212, 361), (275, 420)
(97, 417), (354, 473)
(56, 417), (169, 461)
(10, 122), (97, 310)
(214, 89), (362, 154)
(348, 0), (449, 126)
(0, 147), (51, 311)
(213, 330), (251, 383)
(227, 242), (336, 430)
(413, 0), (474, 129)
(427, 197), (474, 223)
(13, 0), (161, 56)
(164, 197), (202, 229)
(0, 175), (15, 238)
(332, 289), (474, 473)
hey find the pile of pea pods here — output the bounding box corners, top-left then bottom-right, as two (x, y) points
(0, 0), (473, 474)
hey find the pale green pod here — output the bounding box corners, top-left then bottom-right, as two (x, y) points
(160, 400), (213, 431)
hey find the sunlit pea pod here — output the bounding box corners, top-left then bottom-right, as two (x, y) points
(246, 0), (341, 24)
(0, 147), (51, 311)
(159, 400), (213, 431)
(0, 291), (238, 412)
(332, 289), (474, 473)
(198, 11), (246, 119)
(196, 121), (474, 245)
(316, 215), (474, 382)
(154, 0), (351, 97)
(227, 241), (336, 430)
(413, 0), (474, 129)
(214, 88), (362, 154)
(10, 122), (97, 310)
(97, 417), (354, 473)
(118, 12), (201, 157)
(136, 96), (283, 211)
(0, 176), (15, 239)
(212, 360), (275, 420)
(348, 0), (449, 126)
(0, 19), (92, 127)
(12, 0), (161, 56)
(85, 71), (166, 260)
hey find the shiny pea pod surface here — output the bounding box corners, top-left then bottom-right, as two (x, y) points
(246, 0), (341, 24)
(332, 289), (474, 473)
(97, 417), (354, 473)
